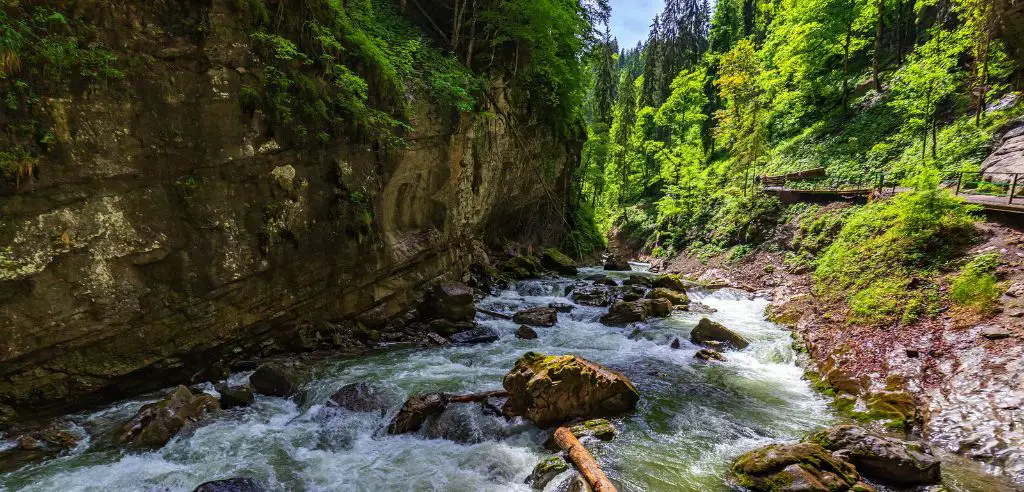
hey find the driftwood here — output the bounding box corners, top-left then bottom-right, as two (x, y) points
(477, 308), (512, 320)
(552, 426), (617, 492)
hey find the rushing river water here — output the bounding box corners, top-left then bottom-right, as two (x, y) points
(0, 267), (834, 491)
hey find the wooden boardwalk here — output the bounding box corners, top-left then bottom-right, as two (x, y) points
(762, 186), (1024, 214)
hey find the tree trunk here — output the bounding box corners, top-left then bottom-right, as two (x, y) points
(976, 34), (991, 126)
(552, 427), (618, 492)
(873, 0), (885, 91)
(842, 24), (853, 108)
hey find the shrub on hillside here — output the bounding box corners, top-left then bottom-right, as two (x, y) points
(950, 253), (1004, 315)
(815, 177), (978, 326)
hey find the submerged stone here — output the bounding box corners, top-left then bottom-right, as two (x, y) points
(116, 385), (220, 448)
(690, 318), (750, 350)
(329, 382), (389, 414)
(502, 352), (639, 427)
(695, 349), (726, 362)
(216, 384), (255, 410)
(449, 326), (500, 344)
(192, 478), (266, 492)
(516, 325), (539, 340)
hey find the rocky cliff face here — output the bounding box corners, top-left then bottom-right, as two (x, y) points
(0, 2), (579, 419)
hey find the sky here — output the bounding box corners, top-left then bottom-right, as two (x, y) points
(608, 0), (665, 49)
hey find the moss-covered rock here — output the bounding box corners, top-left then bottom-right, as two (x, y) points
(652, 274), (687, 292)
(730, 442), (874, 492)
(215, 384), (254, 410)
(603, 255), (632, 271)
(570, 283), (615, 307)
(501, 255), (545, 279)
(862, 390), (917, 432)
(695, 348), (726, 362)
(502, 352), (640, 427)
(568, 418), (618, 441)
(600, 299), (673, 326)
(115, 385), (220, 448)
(541, 248), (578, 275)
(526, 456), (570, 490)
(646, 287), (690, 307)
(806, 425), (940, 487)
(690, 318), (750, 350)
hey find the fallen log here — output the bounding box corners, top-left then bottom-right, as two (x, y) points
(553, 426), (617, 492)
(477, 308), (512, 320)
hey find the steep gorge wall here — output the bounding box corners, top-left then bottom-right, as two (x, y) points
(0, 1), (579, 419)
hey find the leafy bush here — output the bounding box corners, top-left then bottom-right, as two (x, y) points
(563, 201), (606, 258)
(950, 253), (1003, 314)
(815, 180), (978, 326)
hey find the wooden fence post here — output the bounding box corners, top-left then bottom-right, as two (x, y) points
(1010, 174), (1019, 205)
(955, 172), (963, 195)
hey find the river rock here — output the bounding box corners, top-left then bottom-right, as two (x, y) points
(671, 338), (681, 349)
(449, 326), (500, 344)
(216, 384), (255, 410)
(428, 319), (477, 336)
(424, 332), (451, 347)
(594, 277), (619, 286)
(646, 287), (689, 307)
(623, 275), (653, 287)
(652, 274), (687, 292)
(566, 473), (594, 492)
(568, 418), (618, 441)
(689, 302), (717, 314)
(730, 442), (874, 492)
(424, 282), (477, 322)
(808, 425), (940, 486)
(501, 255), (544, 279)
(600, 300), (647, 325)
(249, 363), (300, 398)
(116, 385), (220, 448)
(691, 318), (750, 350)
(526, 456), (570, 490)
(603, 255), (632, 271)
(516, 325), (539, 339)
(387, 392), (448, 434)
(571, 284), (614, 307)
(695, 349), (726, 362)
(643, 298), (673, 317)
(549, 301), (575, 313)
(502, 352), (640, 427)
(329, 382), (388, 413)
(541, 248), (578, 275)
(513, 307), (558, 327)
(192, 478), (266, 492)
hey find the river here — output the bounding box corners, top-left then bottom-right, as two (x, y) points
(0, 267), (833, 491)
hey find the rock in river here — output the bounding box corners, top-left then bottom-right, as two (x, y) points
(193, 478), (266, 492)
(690, 318), (750, 350)
(807, 425), (940, 487)
(541, 248), (578, 275)
(449, 326), (500, 344)
(116, 385), (220, 448)
(502, 352), (639, 427)
(215, 384), (254, 410)
(249, 363), (301, 398)
(695, 349), (726, 362)
(328, 382), (389, 414)
(423, 282), (477, 322)
(600, 299), (673, 326)
(513, 307), (559, 327)
(646, 287), (689, 307)
(516, 325), (539, 340)
(527, 456), (570, 490)
(730, 442), (874, 492)
(652, 274), (687, 292)
(388, 393), (448, 434)
(570, 284), (614, 307)
(603, 255), (632, 271)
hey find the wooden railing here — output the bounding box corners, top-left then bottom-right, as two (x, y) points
(942, 172), (1023, 205)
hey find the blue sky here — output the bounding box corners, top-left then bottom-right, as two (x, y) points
(608, 0), (664, 49)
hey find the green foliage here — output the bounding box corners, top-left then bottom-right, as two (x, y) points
(815, 183), (978, 325)
(950, 253), (1004, 314)
(563, 201), (606, 258)
(0, 4), (121, 183)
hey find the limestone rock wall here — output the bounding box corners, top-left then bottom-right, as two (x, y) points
(0, 1), (579, 418)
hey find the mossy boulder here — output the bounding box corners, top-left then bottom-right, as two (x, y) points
(115, 385), (220, 448)
(502, 352), (640, 427)
(623, 275), (653, 287)
(652, 274), (687, 292)
(600, 299), (673, 326)
(570, 283), (615, 307)
(691, 318), (750, 350)
(730, 442), (875, 492)
(423, 282), (477, 322)
(603, 255), (632, 271)
(695, 349), (726, 362)
(807, 425), (940, 487)
(646, 287), (689, 307)
(215, 384), (254, 410)
(526, 456), (570, 490)
(862, 391), (917, 432)
(568, 418), (618, 441)
(541, 248), (578, 275)
(501, 255), (544, 279)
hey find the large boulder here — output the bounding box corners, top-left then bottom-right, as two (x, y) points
(502, 352), (639, 427)
(424, 282), (477, 322)
(193, 478), (266, 492)
(603, 255), (632, 271)
(981, 117), (1024, 176)
(387, 393), (448, 434)
(646, 287), (689, 307)
(691, 318), (750, 350)
(808, 425), (940, 487)
(516, 325), (539, 340)
(571, 284), (614, 307)
(513, 307), (559, 327)
(731, 442), (875, 492)
(215, 384), (255, 410)
(600, 299), (673, 326)
(449, 326), (500, 344)
(428, 319), (477, 336)
(249, 363), (300, 398)
(329, 382), (388, 414)
(541, 248), (578, 275)
(652, 274), (687, 292)
(116, 385), (220, 448)
(501, 255), (544, 279)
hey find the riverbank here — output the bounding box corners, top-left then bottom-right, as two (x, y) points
(647, 220), (1024, 485)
